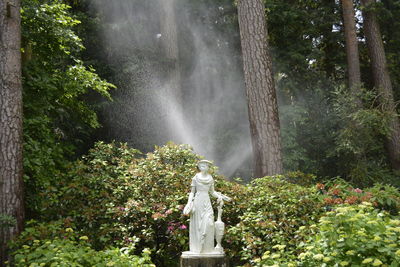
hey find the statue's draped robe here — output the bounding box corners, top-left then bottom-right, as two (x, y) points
(189, 175), (215, 253)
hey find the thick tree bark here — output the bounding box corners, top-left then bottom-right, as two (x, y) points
(361, 0), (400, 170)
(341, 0), (362, 98)
(0, 0), (24, 265)
(159, 0), (182, 104)
(237, 0), (283, 177)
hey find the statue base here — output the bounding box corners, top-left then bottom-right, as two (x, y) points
(180, 252), (228, 267)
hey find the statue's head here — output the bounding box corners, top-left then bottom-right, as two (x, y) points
(197, 159), (212, 172)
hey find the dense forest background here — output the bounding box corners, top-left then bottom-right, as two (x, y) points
(23, 0), (400, 197)
(19, 0), (400, 219)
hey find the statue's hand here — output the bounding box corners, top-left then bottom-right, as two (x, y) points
(217, 194), (231, 203)
(222, 195), (232, 202)
(183, 203), (192, 215)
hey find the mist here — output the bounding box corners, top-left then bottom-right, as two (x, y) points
(88, 0), (253, 179)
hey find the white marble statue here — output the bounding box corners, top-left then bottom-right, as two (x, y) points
(182, 160), (231, 257)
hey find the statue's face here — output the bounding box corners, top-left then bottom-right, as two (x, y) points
(198, 163), (209, 172)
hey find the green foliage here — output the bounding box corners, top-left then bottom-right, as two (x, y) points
(282, 81), (400, 187)
(76, 0), (169, 153)
(279, 86), (341, 179)
(13, 142), (400, 266)
(36, 142), (325, 265)
(9, 222), (153, 267)
(297, 204), (400, 266)
(35, 142), (240, 266)
(21, 0), (83, 60)
(280, 104), (314, 173)
(265, 0), (400, 183)
(314, 178), (400, 215)
(331, 86), (398, 186)
(10, 220), (78, 251)
(12, 240), (153, 267)
(15, 0), (400, 265)
(21, 0), (114, 216)
(226, 176), (325, 265)
(285, 171), (317, 186)
(0, 214), (17, 229)
(332, 88), (390, 156)
(367, 183), (400, 215)
(267, 0), (347, 178)
(225, 176), (399, 265)
(266, 0), (345, 91)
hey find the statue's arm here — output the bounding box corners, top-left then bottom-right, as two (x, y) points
(183, 178), (196, 215)
(210, 182), (231, 202)
(187, 185), (195, 203)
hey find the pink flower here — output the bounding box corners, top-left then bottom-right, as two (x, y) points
(334, 198), (343, 204)
(330, 188), (341, 196)
(167, 226), (175, 232)
(353, 188), (363, 193)
(152, 212), (164, 219)
(345, 195), (358, 204)
(179, 224), (187, 230)
(324, 197), (334, 205)
(165, 209), (173, 215)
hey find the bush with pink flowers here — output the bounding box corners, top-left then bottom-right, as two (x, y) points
(13, 142), (400, 266)
(27, 142), (242, 266)
(315, 178), (400, 214)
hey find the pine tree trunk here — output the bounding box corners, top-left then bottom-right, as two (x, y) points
(237, 0), (283, 177)
(361, 0), (400, 170)
(0, 0), (24, 265)
(159, 0), (182, 103)
(341, 0), (362, 98)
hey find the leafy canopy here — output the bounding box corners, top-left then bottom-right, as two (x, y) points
(21, 0), (114, 215)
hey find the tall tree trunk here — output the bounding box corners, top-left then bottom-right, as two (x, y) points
(159, 0), (182, 104)
(341, 0), (367, 167)
(0, 0), (24, 265)
(361, 0), (400, 170)
(341, 0), (362, 98)
(237, 0), (283, 177)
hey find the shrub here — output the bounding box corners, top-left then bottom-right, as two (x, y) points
(316, 178), (400, 215)
(331, 86), (395, 187)
(9, 220), (153, 267)
(367, 183), (400, 215)
(29, 141), (399, 266)
(9, 220), (77, 248)
(226, 176), (325, 265)
(285, 171), (317, 186)
(297, 204), (400, 266)
(253, 180), (400, 266)
(37, 142), (239, 266)
(36, 142), (324, 265)
(11, 238), (153, 267)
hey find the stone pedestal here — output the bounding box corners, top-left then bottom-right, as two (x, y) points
(180, 253), (228, 267)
